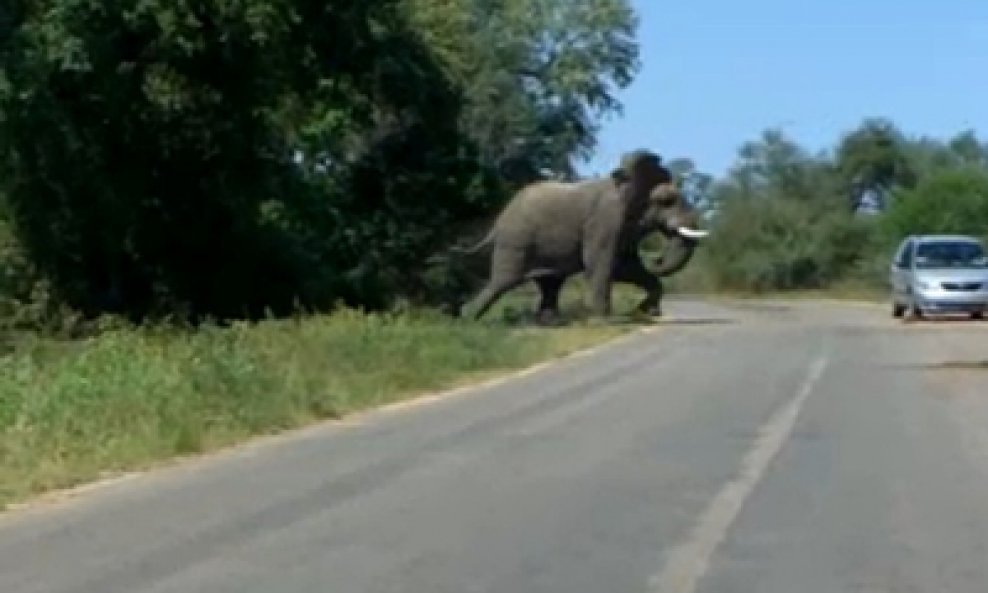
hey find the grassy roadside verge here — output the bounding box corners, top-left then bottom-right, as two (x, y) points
(0, 280), (885, 510)
(0, 305), (633, 509)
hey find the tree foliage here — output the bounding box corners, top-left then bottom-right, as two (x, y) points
(835, 118), (916, 211)
(695, 122), (988, 293)
(409, 0), (639, 185)
(0, 0), (639, 326)
(882, 168), (988, 241)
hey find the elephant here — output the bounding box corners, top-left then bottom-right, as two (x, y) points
(528, 180), (707, 324)
(454, 149), (708, 322)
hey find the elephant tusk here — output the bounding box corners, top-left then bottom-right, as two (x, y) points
(676, 227), (709, 239)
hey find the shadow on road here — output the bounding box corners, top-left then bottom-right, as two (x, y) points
(882, 360), (988, 373)
(921, 360), (988, 371)
(715, 302), (793, 313)
(497, 314), (736, 329)
(901, 314), (987, 325)
(657, 317), (736, 326)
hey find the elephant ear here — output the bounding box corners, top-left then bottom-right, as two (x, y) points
(612, 149), (670, 210)
(620, 148), (662, 168)
(621, 149), (670, 188)
(610, 167), (630, 184)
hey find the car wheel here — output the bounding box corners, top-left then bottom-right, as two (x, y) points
(972, 311), (984, 320)
(892, 302), (906, 318)
(907, 302), (924, 321)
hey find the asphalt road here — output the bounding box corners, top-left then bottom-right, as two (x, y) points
(3, 298), (988, 593)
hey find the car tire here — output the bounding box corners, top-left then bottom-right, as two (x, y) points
(907, 302), (924, 321)
(892, 302), (906, 318)
(972, 311), (984, 320)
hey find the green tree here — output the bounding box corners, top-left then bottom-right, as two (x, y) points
(835, 118), (915, 212)
(409, 0), (640, 186)
(671, 121), (988, 294)
(695, 127), (879, 292)
(664, 157), (714, 212)
(882, 168), (988, 241)
(0, 0), (492, 321)
(714, 129), (841, 206)
(946, 130), (988, 167)
(402, 0), (643, 308)
(1, 0), (645, 324)
(702, 196), (874, 291)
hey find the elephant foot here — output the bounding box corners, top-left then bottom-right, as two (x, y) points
(583, 312), (626, 327)
(628, 309), (658, 324)
(535, 309), (564, 327)
(636, 302), (663, 318)
(440, 302), (463, 318)
(583, 316), (609, 328)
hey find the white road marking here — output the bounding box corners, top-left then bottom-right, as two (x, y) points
(649, 355), (829, 593)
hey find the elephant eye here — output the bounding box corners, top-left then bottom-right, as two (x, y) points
(653, 194), (678, 207)
(651, 182), (681, 207)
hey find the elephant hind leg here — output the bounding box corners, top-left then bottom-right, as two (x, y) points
(469, 277), (527, 320)
(467, 248), (529, 320)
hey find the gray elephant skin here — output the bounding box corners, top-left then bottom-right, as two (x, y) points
(453, 149), (708, 322)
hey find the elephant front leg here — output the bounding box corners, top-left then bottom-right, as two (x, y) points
(613, 256), (664, 317)
(583, 245), (617, 320)
(534, 275), (565, 325)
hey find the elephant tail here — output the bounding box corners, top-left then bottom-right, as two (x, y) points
(424, 228), (496, 268)
(451, 228), (496, 255)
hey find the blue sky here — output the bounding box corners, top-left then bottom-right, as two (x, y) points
(579, 0), (988, 180)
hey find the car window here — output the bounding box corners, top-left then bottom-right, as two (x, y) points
(914, 241), (988, 269)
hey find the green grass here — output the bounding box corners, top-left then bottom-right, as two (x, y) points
(0, 289), (638, 509)
(2, 272), (881, 510)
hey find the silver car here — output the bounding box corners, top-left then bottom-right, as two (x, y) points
(890, 234), (988, 319)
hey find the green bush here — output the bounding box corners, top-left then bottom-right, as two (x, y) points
(670, 124), (988, 298)
(700, 197), (879, 292)
(0, 0), (638, 327)
(0, 0), (499, 323)
(881, 168), (988, 242)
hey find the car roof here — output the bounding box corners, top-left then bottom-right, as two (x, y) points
(910, 234), (983, 244)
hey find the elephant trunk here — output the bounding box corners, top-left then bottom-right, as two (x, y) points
(652, 235), (697, 277)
